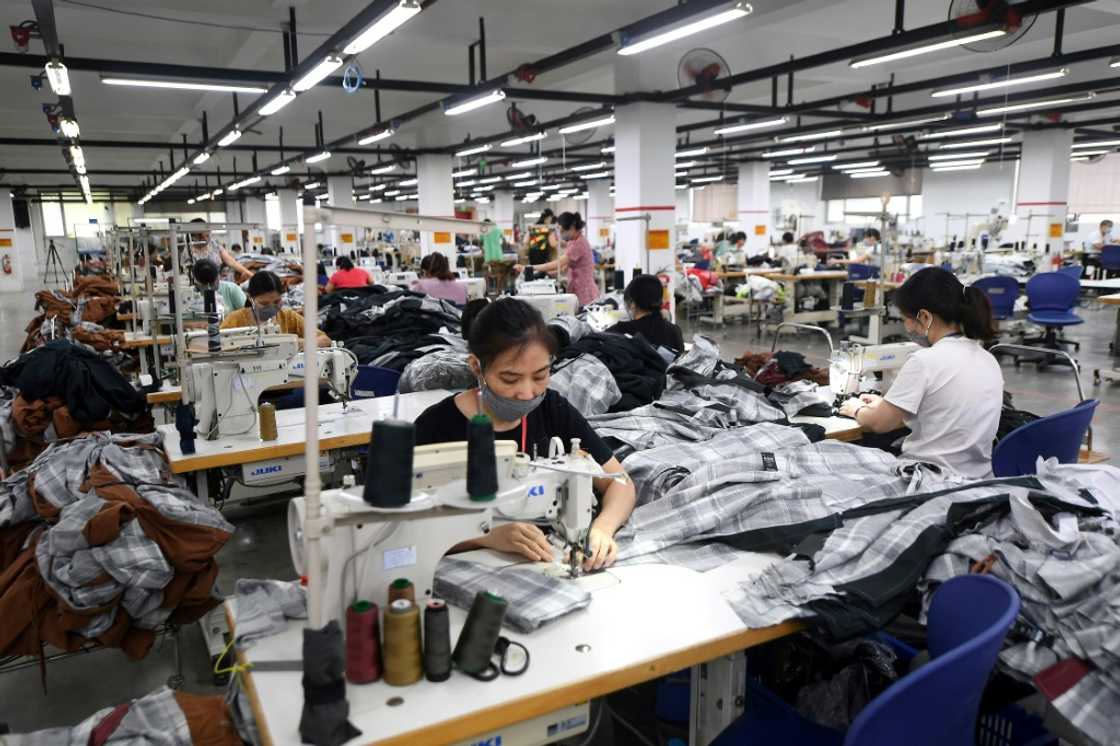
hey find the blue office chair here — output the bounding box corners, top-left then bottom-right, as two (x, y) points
(1101, 244), (1120, 279)
(971, 276), (1019, 321)
(351, 365), (400, 399)
(1014, 271), (1083, 367)
(992, 399), (1099, 476)
(1057, 265), (1083, 281)
(710, 575), (1021, 746)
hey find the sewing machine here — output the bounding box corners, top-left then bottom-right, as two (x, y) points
(518, 278), (560, 295)
(185, 328), (357, 439)
(289, 436), (612, 626)
(830, 341), (919, 400)
(371, 269), (419, 287)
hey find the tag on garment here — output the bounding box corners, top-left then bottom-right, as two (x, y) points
(761, 453), (778, 471)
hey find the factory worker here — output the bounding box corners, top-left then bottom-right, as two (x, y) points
(221, 271), (330, 349)
(849, 227), (882, 266)
(838, 267), (1003, 479)
(188, 218), (254, 280)
(609, 273), (684, 353)
(410, 251), (467, 304)
(191, 258), (246, 316)
(1088, 219), (1114, 251)
(516, 211), (598, 307)
(414, 297), (636, 570)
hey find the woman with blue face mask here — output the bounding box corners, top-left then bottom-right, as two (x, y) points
(414, 297), (636, 570)
(838, 267), (1003, 478)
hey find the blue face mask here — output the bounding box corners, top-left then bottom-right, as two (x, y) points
(254, 302), (280, 322)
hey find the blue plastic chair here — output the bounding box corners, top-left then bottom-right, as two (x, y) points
(1057, 265), (1083, 281)
(351, 365), (401, 399)
(971, 276), (1019, 321)
(1101, 244), (1120, 278)
(1017, 272), (1083, 362)
(710, 575), (1021, 746)
(992, 399), (1099, 476)
(842, 263), (880, 310)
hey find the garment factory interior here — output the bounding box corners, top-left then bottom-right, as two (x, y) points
(3, 0), (1120, 744)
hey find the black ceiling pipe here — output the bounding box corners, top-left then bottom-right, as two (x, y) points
(0, 137), (443, 155)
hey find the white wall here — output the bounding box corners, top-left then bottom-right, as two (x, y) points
(920, 165), (1016, 245)
(771, 179), (825, 235)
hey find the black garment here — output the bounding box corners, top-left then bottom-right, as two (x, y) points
(609, 314), (684, 353)
(0, 340), (146, 422)
(556, 332), (668, 412)
(414, 389), (615, 465)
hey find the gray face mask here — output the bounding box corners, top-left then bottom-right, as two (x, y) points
(254, 302), (280, 322)
(478, 377), (545, 422)
(907, 317), (932, 348)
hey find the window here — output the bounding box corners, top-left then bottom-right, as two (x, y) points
(265, 195), (281, 232)
(42, 201), (65, 236)
(825, 196), (922, 226)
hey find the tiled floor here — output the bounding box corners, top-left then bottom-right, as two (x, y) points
(1, 281), (1118, 735)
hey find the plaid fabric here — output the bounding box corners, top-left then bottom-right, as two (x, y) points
(669, 334), (722, 380)
(434, 556), (591, 632)
(769, 380), (831, 417)
(234, 578), (307, 646)
(9, 686), (192, 745)
(551, 354), (621, 417)
(549, 314), (594, 345)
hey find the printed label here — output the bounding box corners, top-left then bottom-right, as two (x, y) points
(383, 545), (417, 571)
(761, 453), (778, 471)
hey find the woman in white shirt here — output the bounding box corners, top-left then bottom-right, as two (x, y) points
(839, 267), (1003, 478)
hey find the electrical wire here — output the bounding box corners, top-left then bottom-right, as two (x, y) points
(607, 704), (657, 746)
(58, 0), (333, 36)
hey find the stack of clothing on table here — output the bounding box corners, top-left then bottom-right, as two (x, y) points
(0, 432), (234, 664)
(0, 341), (152, 471)
(341, 296), (464, 371)
(21, 275), (124, 354)
(553, 329), (667, 412)
(236, 253), (303, 288)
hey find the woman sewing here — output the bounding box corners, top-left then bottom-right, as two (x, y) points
(838, 267), (1003, 478)
(413, 297), (636, 570)
(221, 271), (331, 349)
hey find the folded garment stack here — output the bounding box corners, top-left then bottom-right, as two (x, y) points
(21, 276), (122, 353)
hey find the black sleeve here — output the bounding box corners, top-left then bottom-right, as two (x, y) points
(671, 322), (685, 353)
(551, 392), (616, 465)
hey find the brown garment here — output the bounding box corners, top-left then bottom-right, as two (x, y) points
(73, 275), (120, 298)
(735, 351), (830, 386)
(12, 396), (53, 437)
(173, 691), (244, 746)
(72, 326), (125, 352)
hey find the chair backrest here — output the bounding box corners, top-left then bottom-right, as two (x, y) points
(1024, 271), (1079, 313)
(847, 263), (880, 281)
(1057, 265), (1082, 280)
(971, 276), (1019, 320)
(992, 399), (1098, 476)
(351, 365), (401, 399)
(1102, 244), (1120, 270)
(845, 575), (1020, 746)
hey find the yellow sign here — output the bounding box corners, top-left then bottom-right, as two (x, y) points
(1049, 223), (1063, 238)
(502, 229), (513, 237)
(340, 232), (354, 243)
(647, 229), (670, 250)
(0, 238), (11, 247)
(754, 224), (767, 236)
(285, 233), (297, 242)
(599, 227), (610, 238)
(434, 231), (451, 244)
(252, 236), (263, 244)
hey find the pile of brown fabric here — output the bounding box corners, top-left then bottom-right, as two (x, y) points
(735, 350), (830, 386)
(0, 392), (112, 472)
(21, 277), (123, 353)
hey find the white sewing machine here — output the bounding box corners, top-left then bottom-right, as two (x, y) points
(371, 269), (419, 287)
(518, 278), (559, 295)
(289, 436), (613, 626)
(185, 328), (357, 439)
(830, 341), (919, 398)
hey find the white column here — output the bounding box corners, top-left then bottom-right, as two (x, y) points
(494, 190), (515, 243)
(327, 176), (357, 255)
(613, 101), (676, 284)
(0, 192), (25, 291)
(418, 154), (454, 257)
(1014, 130), (1073, 251)
(587, 181), (613, 249)
(239, 196), (268, 253)
(737, 162), (770, 254)
(277, 189), (301, 254)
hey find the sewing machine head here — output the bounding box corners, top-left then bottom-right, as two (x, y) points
(518, 278), (559, 296)
(830, 342), (919, 398)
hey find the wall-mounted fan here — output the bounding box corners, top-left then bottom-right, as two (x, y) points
(506, 103), (538, 132)
(948, 0), (1036, 52)
(677, 48), (731, 103)
(560, 106), (602, 146)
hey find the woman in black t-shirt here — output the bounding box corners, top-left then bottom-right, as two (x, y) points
(414, 297), (635, 571)
(609, 274), (685, 353)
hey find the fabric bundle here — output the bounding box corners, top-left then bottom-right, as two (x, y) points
(321, 289), (460, 344)
(553, 331), (667, 412)
(300, 621), (361, 746)
(549, 354), (622, 417)
(21, 277), (122, 353)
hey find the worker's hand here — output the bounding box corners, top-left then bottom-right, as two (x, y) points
(512, 264), (525, 275)
(859, 393), (883, 406)
(838, 397), (864, 419)
(583, 526), (618, 572)
(482, 522), (554, 562)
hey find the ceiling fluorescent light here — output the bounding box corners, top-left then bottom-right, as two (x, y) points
(69, 145), (85, 168)
(456, 179), (477, 187)
(384, 189), (401, 196)
(932, 164), (983, 171)
(849, 171), (889, 179)
(398, 177), (418, 186)
(217, 129), (242, 147)
(305, 151), (332, 164)
(456, 143), (492, 157)
(676, 147), (708, 158)
(1111, 57), (1120, 68)
(501, 132), (548, 148)
(271, 165), (291, 176)
(714, 117), (787, 136)
(849, 26), (1008, 68)
(863, 114), (950, 132)
(343, 0), (421, 54)
(768, 168), (793, 177)
(787, 176), (819, 183)
(788, 154), (837, 164)
(930, 159), (986, 167)
(512, 179), (538, 187)
(977, 93), (1094, 117)
(304, 181), (320, 190)
(504, 172), (532, 181)
(938, 136), (1014, 149)
(932, 68), (1069, 98)
(618, 1), (752, 56)
(293, 54), (344, 92)
(358, 127), (395, 145)
(259, 89), (297, 116)
(444, 88), (506, 116)
(512, 156), (548, 168)
(357, 194), (371, 201)
(776, 129), (844, 143)
(58, 118), (80, 138)
(1070, 156), (1090, 162)
(1072, 140), (1120, 149)
(571, 161), (607, 172)
(229, 175), (262, 190)
(369, 164), (397, 175)
(1068, 149), (1109, 156)
(101, 77), (266, 94)
(582, 171), (611, 179)
(478, 176), (503, 184)
(558, 115), (615, 135)
(761, 146), (813, 158)
(675, 183), (690, 190)
(369, 183), (388, 191)
(601, 145), (615, 153)
(674, 171), (689, 177)
(928, 151), (988, 160)
(45, 60), (71, 96)
(833, 160), (880, 170)
(192, 152), (211, 166)
(692, 175), (724, 183)
(194, 193), (210, 202)
(675, 160), (699, 169)
(452, 169), (476, 178)
(920, 123), (1003, 139)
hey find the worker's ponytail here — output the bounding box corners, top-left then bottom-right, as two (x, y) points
(558, 211), (584, 234)
(894, 267), (996, 341)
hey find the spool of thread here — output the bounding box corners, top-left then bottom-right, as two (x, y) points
(423, 600), (452, 682)
(382, 599), (423, 686)
(387, 578), (415, 604)
(362, 419), (414, 507)
(614, 269), (625, 291)
(344, 601), (381, 684)
(466, 414), (499, 502)
(453, 591), (508, 677)
(259, 402), (278, 441)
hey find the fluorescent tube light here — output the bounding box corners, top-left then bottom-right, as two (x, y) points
(787, 176), (819, 183)
(45, 60), (71, 96)
(504, 172), (532, 181)
(101, 77), (266, 94)
(929, 159), (986, 167)
(1067, 149), (1109, 156)
(512, 179), (538, 187)
(343, 0), (421, 54)
(768, 168), (793, 176)
(192, 152), (211, 166)
(692, 175), (724, 183)
(398, 177), (418, 187)
(932, 164), (983, 172)
(977, 93), (1094, 117)
(305, 151), (332, 164)
(217, 129), (242, 147)
(444, 88), (506, 116)
(304, 181), (320, 190)
(258, 89), (297, 116)
(58, 118), (80, 138)
(938, 137), (1014, 149)
(863, 114), (950, 132)
(571, 161), (607, 172)
(384, 190), (401, 196)
(788, 154), (837, 164)
(456, 180), (477, 187)
(932, 68), (1069, 98)
(675, 161), (699, 169)
(582, 171), (611, 179)
(69, 145), (85, 168)
(501, 132), (548, 148)
(920, 123), (1003, 139)
(928, 151), (988, 160)
(1072, 140), (1120, 149)
(714, 117), (787, 136)
(1070, 156), (1090, 162)
(761, 146), (813, 158)
(293, 54), (344, 92)
(777, 129), (844, 143)
(456, 144), (492, 157)
(452, 169), (475, 178)
(478, 176), (503, 184)
(618, 2), (752, 56)
(271, 165), (291, 176)
(369, 164), (397, 175)
(558, 115), (615, 135)
(512, 156), (548, 168)
(369, 183), (388, 191)
(676, 147), (708, 158)
(850, 27), (1008, 68)
(849, 171), (889, 179)
(229, 175), (262, 190)
(833, 161), (880, 170)
(358, 128), (394, 145)
(601, 145), (615, 153)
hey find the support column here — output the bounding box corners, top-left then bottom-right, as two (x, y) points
(277, 189), (301, 254)
(587, 181), (613, 249)
(240, 196), (267, 252)
(737, 162), (770, 255)
(494, 190), (515, 244)
(1014, 130), (1073, 252)
(327, 176), (357, 255)
(418, 154), (454, 257)
(0, 192), (26, 291)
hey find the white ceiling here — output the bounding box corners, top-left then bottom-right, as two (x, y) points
(3, 0), (1119, 197)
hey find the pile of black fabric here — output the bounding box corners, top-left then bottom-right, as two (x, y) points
(346, 332), (461, 369)
(555, 332), (668, 412)
(320, 289), (461, 344)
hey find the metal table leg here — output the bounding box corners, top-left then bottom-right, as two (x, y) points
(689, 652), (747, 746)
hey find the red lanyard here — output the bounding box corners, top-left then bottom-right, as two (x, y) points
(521, 416), (527, 454)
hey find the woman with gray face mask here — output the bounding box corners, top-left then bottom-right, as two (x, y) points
(220, 270), (331, 349)
(414, 297), (636, 571)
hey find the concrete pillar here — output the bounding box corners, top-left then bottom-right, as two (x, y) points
(276, 189), (301, 254)
(737, 162), (770, 254)
(0, 192), (26, 291)
(494, 190), (515, 243)
(327, 176), (357, 255)
(587, 180), (613, 249)
(1014, 130), (1073, 251)
(418, 154), (454, 257)
(613, 101), (676, 284)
